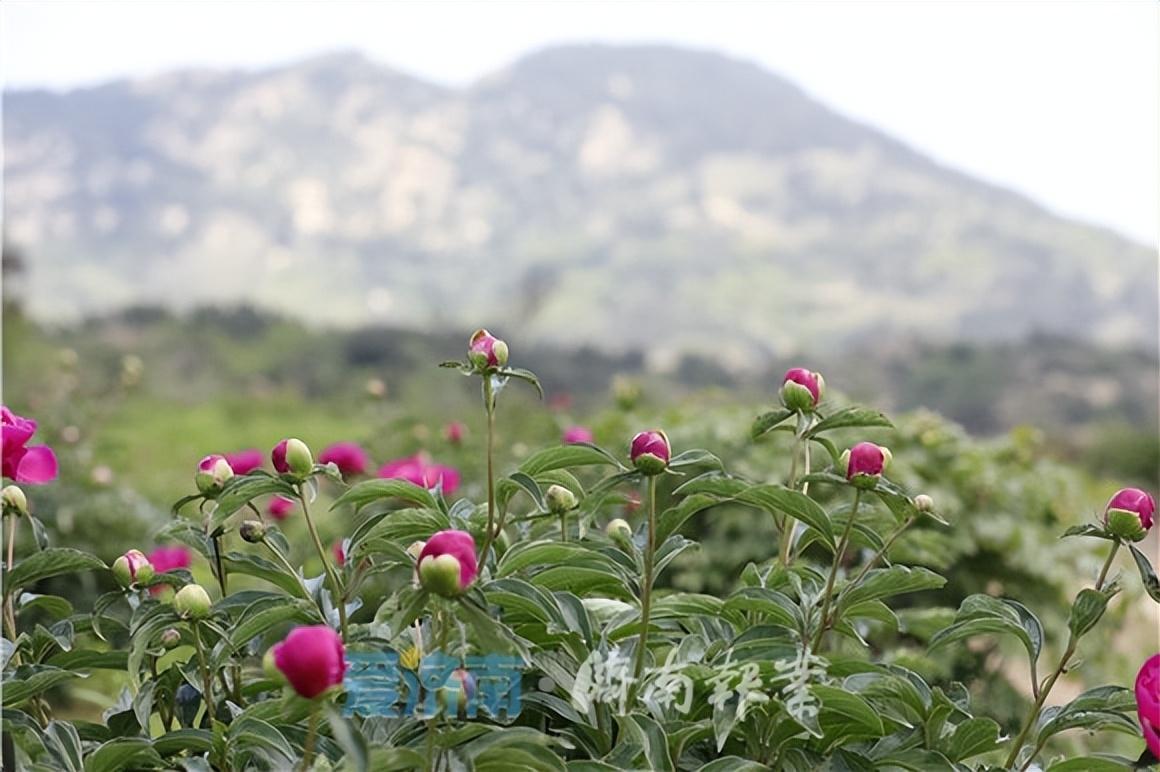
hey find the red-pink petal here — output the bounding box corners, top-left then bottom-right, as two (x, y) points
(15, 446), (58, 485)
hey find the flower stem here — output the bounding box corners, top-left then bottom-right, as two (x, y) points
(300, 705), (319, 771)
(560, 512), (568, 542)
(298, 485), (348, 640)
(813, 489), (861, 650)
(846, 515), (916, 589)
(630, 476), (659, 703)
(1004, 539), (1121, 770)
(4, 515), (21, 667)
(191, 622), (216, 724)
(211, 534), (228, 596)
(478, 377), (499, 564)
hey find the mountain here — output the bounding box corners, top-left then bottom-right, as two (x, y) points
(4, 46), (1156, 367)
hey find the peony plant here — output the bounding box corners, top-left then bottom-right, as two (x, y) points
(1, 338), (1158, 772)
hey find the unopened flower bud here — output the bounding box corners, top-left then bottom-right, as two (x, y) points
(174, 584), (212, 619)
(630, 430), (671, 476)
(605, 518), (634, 549)
(844, 442), (890, 489)
(419, 554), (465, 598)
(913, 494), (935, 513)
(2, 485), (28, 517)
(195, 455), (234, 494)
(468, 329), (508, 371)
(239, 520), (267, 543)
(159, 628), (181, 650)
(545, 484), (578, 514)
(285, 439), (313, 476)
(780, 368), (824, 412)
(1104, 487), (1155, 541)
(112, 549), (155, 588)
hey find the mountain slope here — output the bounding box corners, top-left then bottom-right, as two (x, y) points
(4, 45), (1155, 366)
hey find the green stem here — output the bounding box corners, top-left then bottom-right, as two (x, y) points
(630, 476), (659, 705)
(191, 623), (216, 723)
(264, 542), (312, 602)
(780, 436), (801, 567)
(300, 706), (319, 771)
(478, 378), (499, 564)
(846, 515), (915, 589)
(1005, 539), (1121, 770)
(813, 489), (861, 650)
(3, 514), (21, 667)
(298, 486), (348, 640)
(211, 534), (227, 596)
(560, 512), (568, 542)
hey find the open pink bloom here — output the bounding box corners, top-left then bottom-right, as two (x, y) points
(1, 406), (59, 485)
(1106, 488), (1156, 531)
(268, 495), (295, 521)
(224, 449), (263, 475)
(782, 368), (823, 406)
(846, 442), (887, 479)
(272, 625), (346, 699)
(271, 440), (290, 474)
(563, 426), (594, 445)
(319, 442), (369, 477)
(146, 546), (192, 595)
(378, 453), (460, 495)
(418, 530), (478, 590)
(443, 422), (466, 445)
(1137, 654), (1160, 757)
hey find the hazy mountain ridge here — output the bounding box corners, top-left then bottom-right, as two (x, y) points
(4, 45), (1155, 367)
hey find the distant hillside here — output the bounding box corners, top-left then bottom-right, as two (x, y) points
(4, 46), (1156, 365)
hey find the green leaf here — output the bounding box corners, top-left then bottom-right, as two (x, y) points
(723, 587), (799, 630)
(222, 552), (309, 598)
(751, 408), (794, 440)
(1067, 587), (1114, 639)
(211, 475), (297, 526)
(6, 549), (106, 592)
(928, 594), (1043, 671)
(695, 757), (769, 772)
(220, 600), (318, 664)
(942, 717), (1001, 761)
(3, 667), (84, 706)
(1037, 685), (1137, 745)
(44, 720), (83, 772)
(19, 593), (73, 620)
(47, 650), (128, 672)
(518, 444), (624, 476)
(153, 729), (213, 756)
(498, 541), (623, 577)
(332, 478), (439, 513)
(499, 367), (544, 399)
(807, 406), (893, 437)
(812, 685), (885, 737)
(507, 472), (545, 511)
(839, 566), (946, 609)
(1047, 756), (1135, 771)
(656, 494), (726, 543)
(1130, 544), (1160, 603)
(668, 449), (724, 471)
(1061, 523), (1115, 540)
(736, 485), (834, 549)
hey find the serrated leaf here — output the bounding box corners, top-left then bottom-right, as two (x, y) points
(6, 549), (106, 593)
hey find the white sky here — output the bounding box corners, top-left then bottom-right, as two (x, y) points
(2, 0), (1157, 245)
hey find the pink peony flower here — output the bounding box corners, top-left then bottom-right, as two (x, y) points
(319, 442), (369, 477)
(271, 625), (346, 699)
(1106, 487), (1156, 531)
(563, 426), (594, 445)
(417, 530), (478, 591)
(1137, 654), (1160, 758)
(1, 406), (58, 485)
(378, 453), (460, 495)
(224, 449), (263, 475)
(443, 422), (466, 445)
(146, 546), (192, 596)
(268, 495), (295, 521)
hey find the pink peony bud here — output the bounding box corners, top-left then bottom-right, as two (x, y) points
(195, 454), (234, 494)
(563, 426), (594, 445)
(780, 368), (824, 411)
(319, 442), (369, 477)
(377, 453), (460, 496)
(223, 449), (263, 475)
(333, 540), (346, 566)
(271, 440), (290, 474)
(417, 530), (478, 596)
(1105, 487), (1155, 538)
(630, 430), (671, 476)
(443, 422), (466, 445)
(1137, 654), (1160, 758)
(268, 495), (295, 521)
(112, 549), (154, 588)
(468, 329), (508, 370)
(1, 406), (59, 485)
(271, 625), (347, 699)
(843, 442), (891, 487)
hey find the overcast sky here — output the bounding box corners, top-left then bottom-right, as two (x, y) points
(3, 0), (1157, 245)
